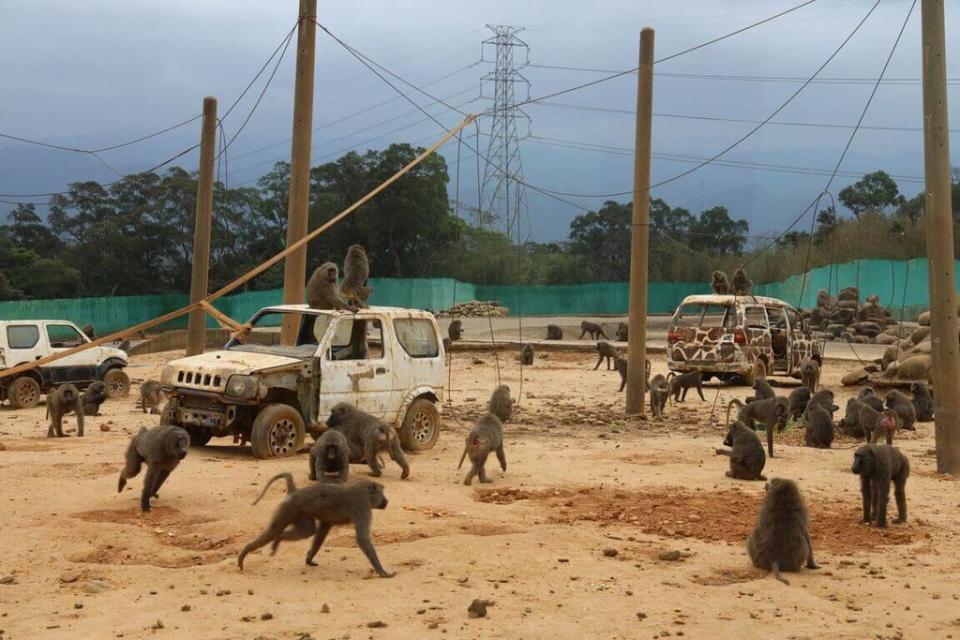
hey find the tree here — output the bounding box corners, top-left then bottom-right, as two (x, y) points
(567, 200), (631, 281)
(688, 206), (748, 255)
(813, 206), (838, 243)
(838, 170), (902, 216)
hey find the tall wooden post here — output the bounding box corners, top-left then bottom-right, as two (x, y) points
(921, 0), (960, 473)
(280, 0), (317, 344)
(625, 28), (654, 415)
(185, 96), (217, 356)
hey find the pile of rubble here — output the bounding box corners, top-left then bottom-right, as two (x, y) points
(437, 300), (509, 318)
(805, 286), (897, 344)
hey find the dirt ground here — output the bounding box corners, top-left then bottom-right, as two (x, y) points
(0, 348), (957, 640)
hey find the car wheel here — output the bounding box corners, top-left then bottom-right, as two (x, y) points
(9, 376), (41, 409)
(744, 359), (767, 386)
(399, 397), (440, 452)
(103, 369), (130, 398)
(251, 404), (305, 459)
(183, 425), (213, 447)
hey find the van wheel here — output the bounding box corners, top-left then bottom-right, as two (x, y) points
(184, 426), (212, 447)
(103, 369), (130, 398)
(251, 404), (305, 459)
(9, 376), (41, 409)
(744, 359), (766, 386)
(399, 398), (440, 452)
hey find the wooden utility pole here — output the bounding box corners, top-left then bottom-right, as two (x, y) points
(625, 28), (654, 415)
(185, 96), (217, 356)
(921, 0), (960, 473)
(280, 0), (317, 344)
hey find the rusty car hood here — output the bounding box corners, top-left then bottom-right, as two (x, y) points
(161, 350), (304, 391)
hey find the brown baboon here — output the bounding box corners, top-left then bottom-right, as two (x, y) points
(852, 444), (909, 528)
(838, 398), (867, 439)
(711, 270), (731, 295)
(546, 324), (563, 340)
(326, 403), (409, 479)
(666, 371), (705, 402)
(138, 380), (164, 415)
(117, 425), (190, 512)
(46, 384), (84, 437)
(732, 267), (753, 296)
(857, 386), (884, 412)
(239, 474), (392, 577)
(306, 262), (358, 312)
(726, 397), (789, 458)
(800, 357), (820, 392)
(748, 377), (775, 403)
(856, 402), (892, 444)
(716, 420), (766, 481)
(803, 402), (834, 449)
(884, 390), (917, 432)
(615, 322), (628, 342)
(309, 430), (350, 483)
(448, 319), (463, 342)
(594, 341), (619, 371)
(458, 413), (505, 486)
(803, 389), (838, 422)
(81, 323), (96, 339)
(340, 244), (372, 308)
(81, 381), (108, 416)
(579, 321), (608, 340)
(521, 344), (534, 366)
(488, 385), (513, 423)
(788, 387), (811, 421)
(616, 358), (652, 393)
(648, 374), (670, 418)
(747, 478), (819, 585)
(910, 382), (933, 422)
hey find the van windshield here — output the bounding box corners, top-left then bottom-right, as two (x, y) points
(225, 310), (332, 358)
(675, 303), (735, 329)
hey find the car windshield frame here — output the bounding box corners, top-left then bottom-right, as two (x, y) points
(224, 309), (333, 359)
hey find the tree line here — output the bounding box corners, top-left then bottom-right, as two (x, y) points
(0, 142), (955, 301)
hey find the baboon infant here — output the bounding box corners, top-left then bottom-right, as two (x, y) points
(340, 244), (372, 308)
(711, 270), (730, 295)
(800, 357), (820, 392)
(546, 324), (563, 340)
(520, 344), (534, 366)
(448, 319), (463, 342)
(747, 478), (819, 585)
(716, 420), (766, 481)
(309, 429), (350, 483)
(239, 474), (392, 577)
(81, 381), (108, 416)
(46, 384), (84, 437)
(306, 262), (358, 312)
(852, 444), (909, 527)
(594, 341), (619, 370)
(327, 403), (409, 479)
(458, 413), (506, 486)
(488, 385), (513, 423)
(579, 321), (608, 340)
(117, 425), (190, 512)
(666, 371), (705, 402)
(139, 380), (164, 415)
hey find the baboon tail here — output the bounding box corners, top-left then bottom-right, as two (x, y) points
(725, 399), (744, 427)
(253, 472), (296, 505)
(771, 560), (790, 585)
(457, 442), (469, 470)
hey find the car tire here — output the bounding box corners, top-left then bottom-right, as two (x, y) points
(251, 404), (305, 459)
(103, 369), (130, 398)
(399, 397), (440, 452)
(744, 358), (767, 387)
(9, 376), (41, 409)
(183, 425), (213, 447)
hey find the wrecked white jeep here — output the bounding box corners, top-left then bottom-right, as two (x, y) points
(159, 305), (445, 458)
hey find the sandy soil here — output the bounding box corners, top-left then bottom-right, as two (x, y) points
(0, 348), (957, 640)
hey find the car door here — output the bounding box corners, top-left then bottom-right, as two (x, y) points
(318, 314), (396, 421)
(42, 322), (98, 385)
(786, 308), (817, 374)
(3, 323), (46, 370)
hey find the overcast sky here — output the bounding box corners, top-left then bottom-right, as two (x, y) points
(1, 0), (957, 243)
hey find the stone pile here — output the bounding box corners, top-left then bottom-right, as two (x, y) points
(438, 300), (509, 318)
(806, 287), (897, 344)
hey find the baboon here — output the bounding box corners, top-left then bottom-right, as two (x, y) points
(615, 358), (651, 393)
(732, 267), (753, 296)
(910, 382), (934, 422)
(884, 390), (917, 431)
(448, 319), (463, 342)
(306, 262), (358, 312)
(138, 380), (164, 415)
(788, 387), (811, 421)
(648, 374), (670, 418)
(238, 474), (392, 577)
(326, 403), (409, 479)
(748, 377), (775, 403)
(716, 420), (766, 481)
(726, 397), (789, 458)
(852, 444), (909, 528)
(117, 425), (190, 512)
(442, 337), (452, 353)
(309, 429), (350, 483)
(711, 270), (730, 295)
(118, 339), (131, 352)
(521, 344), (534, 366)
(46, 384), (84, 437)
(856, 402), (894, 444)
(838, 398), (867, 439)
(579, 321), (608, 340)
(800, 357), (820, 392)
(81, 381), (108, 416)
(857, 386), (884, 412)
(803, 402), (834, 449)
(546, 324), (563, 340)
(747, 478), (819, 585)
(488, 385), (513, 423)
(81, 323), (96, 339)
(804, 389), (838, 422)
(458, 413), (505, 486)
(666, 371), (705, 402)
(615, 322), (628, 342)
(340, 244), (372, 308)
(594, 341), (619, 371)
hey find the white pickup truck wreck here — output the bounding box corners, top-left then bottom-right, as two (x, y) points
(159, 305), (446, 459)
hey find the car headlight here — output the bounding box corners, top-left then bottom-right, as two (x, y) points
(160, 365), (174, 386)
(225, 374), (259, 400)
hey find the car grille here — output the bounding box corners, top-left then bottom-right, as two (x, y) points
(175, 370), (223, 389)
